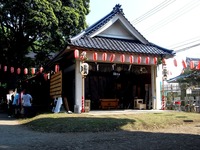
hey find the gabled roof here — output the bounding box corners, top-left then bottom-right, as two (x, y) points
(69, 4), (175, 57)
(70, 36), (174, 55)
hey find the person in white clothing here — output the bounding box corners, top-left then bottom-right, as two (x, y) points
(22, 89), (32, 118)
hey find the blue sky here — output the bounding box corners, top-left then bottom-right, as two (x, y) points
(86, 0), (200, 77)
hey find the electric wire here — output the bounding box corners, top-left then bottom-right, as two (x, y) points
(170, 38), (200, 50)
(168, 36), (200, 49)
(175, 42), (200, 53)
(131, 0), (175, 25)
(142, 0), (200, 35)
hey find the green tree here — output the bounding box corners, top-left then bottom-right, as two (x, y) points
(0, 0), (90, 68)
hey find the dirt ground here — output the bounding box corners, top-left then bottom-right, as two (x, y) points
(0, 112), (200, 150)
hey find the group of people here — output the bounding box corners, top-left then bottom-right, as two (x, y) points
(7, 89), (33, 118)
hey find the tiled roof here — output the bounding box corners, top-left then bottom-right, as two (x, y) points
(69, 36), (174, 55)
(83, 4), (148, 42)
(69, 4), (175, 56)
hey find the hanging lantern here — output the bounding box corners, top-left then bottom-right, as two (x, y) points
(190, 61), (194, 69)
(74, 49), (79, 59)
(129, 55), (134, 64)
(154, 57), (157, 65)
(24, 68), (28, 75)
(93, 52), (98, 61)
(198, 61), (200, 70)
(137, 56), (141, 64)
(10, 67), (14, 73)
(182, 60), (187, 69)
(4, 66), (7, 72)
(162, 58), (166, 65)
(120, 54), (125, 63)
(109, 54), (115, 62)
(17, 68), (21, 74)
(31, 68), (35, 75)
(80, 51), (87, 60)
(39, 67), (44, 73)
(55, 64), (59, 73)
(145, 57), (150, 64)
(173, 58), (177, 67)
(102, 53), (107, 61)
(43, 74), (48, 81)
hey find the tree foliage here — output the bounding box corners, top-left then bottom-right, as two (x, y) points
(0, 0), (90, 67)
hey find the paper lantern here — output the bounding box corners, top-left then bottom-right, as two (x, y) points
(198, 61), (200, 70)
(17, 68), (21, 74)
(102, 53), (107, 61)
(39, 67), (44, 73)
(182, 60), (187, 68)
(173, 58), (177, 67)
(154, 57), (157, 65)
(120, 54), (125, 63)
(31, 68), (35, 75)
(109, 54), (115, 62)
(74, 49), (79, 59)
(24, 68), (28, 74)
(190, 61), (194, 69)
(80, 51), (86, 60)
(10, 67), (14, 73)
(4, 66), (7, 72)
(137, 56), (141, 64)
(145, 57), (150, 64)
(129, 55), (134, 64)
(55, 64), (59, 73)
(93, 52), (98, 61)
(162, 58), (166, 65)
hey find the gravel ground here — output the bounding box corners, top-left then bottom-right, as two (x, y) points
(0, 112), (200, 150)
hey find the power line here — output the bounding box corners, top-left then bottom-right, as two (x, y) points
(170, 38), (200, 50)
(167, 36), (200, 49)
(175, 42), (200, 53)
(143, 0), (200, 35)
(131, 0), (175, 25)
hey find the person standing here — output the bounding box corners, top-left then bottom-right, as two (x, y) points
(7, 90), (14, 118)
(22, 89), (32, 118)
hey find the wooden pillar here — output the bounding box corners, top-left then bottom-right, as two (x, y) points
(74, 60), (82, 113)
